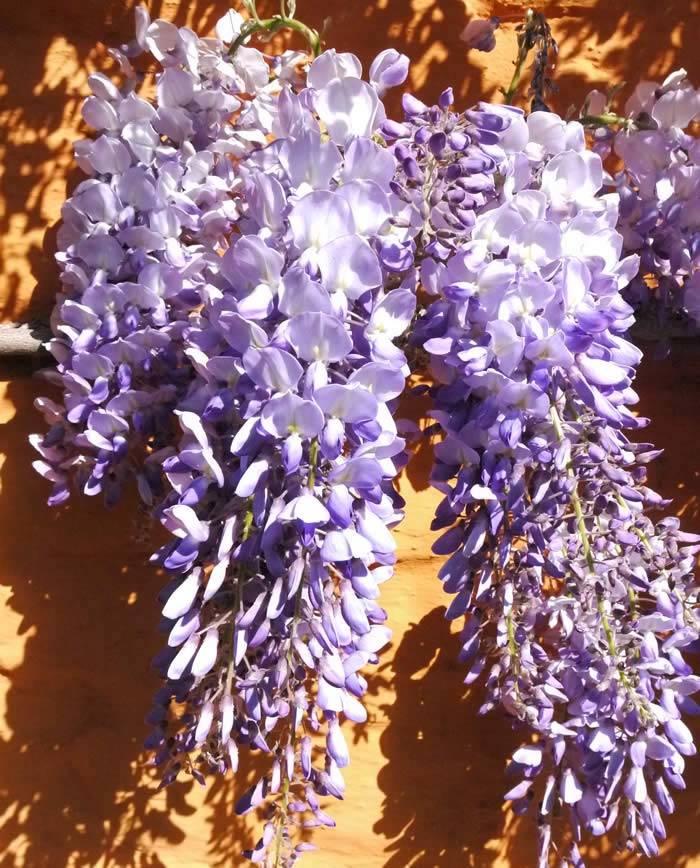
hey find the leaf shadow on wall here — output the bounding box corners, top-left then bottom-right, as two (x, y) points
(0, 379), (277, 868)
(370, 350), (700, 868)
(0, 369), (192, 867)
(2, 0), (700, 866)
(534, 0), (700, 111)
(369, 606), (533, 868)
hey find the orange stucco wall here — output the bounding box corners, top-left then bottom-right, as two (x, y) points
(1, 2), (700, 866)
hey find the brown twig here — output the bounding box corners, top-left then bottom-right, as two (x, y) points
(0, 321), (52, 357)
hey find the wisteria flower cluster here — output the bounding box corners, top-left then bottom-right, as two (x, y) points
(34, 5), (282, 506)
(585, 71), (700, 338)
(34, 7), (418, 863)
(145, 46), (420, 864)
(386, 94), (700, 863)
(30, 4), (700, 866)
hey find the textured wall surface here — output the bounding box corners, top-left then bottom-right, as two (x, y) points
(1, 1), (700, 866)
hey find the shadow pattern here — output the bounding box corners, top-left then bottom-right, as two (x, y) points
(2, 1), (700, 866)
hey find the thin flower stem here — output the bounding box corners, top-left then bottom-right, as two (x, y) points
(307, 438), (319, 489)
(226, 504), (254, 693)
(503, 9), (534, 105)
(242, 506), (255, 541)
(549, 405), (593, 568)
(506, 609), (522, 677)
(491, 515), (522, 681)
(273, 774), (291, 867)
(579, 112), (635, 130)
(549, 404), (622, 661)
(503, 43), (530, 105)
(272, 442), (319, 867)
(229, 14), (321, 58)
(596, 598), (619, 658)
(501, 8), (557, 108)
(226, 579), (241, 693)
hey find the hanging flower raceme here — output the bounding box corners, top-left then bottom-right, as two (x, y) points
(31, 6), (289, 507)
(32, 3), (412, 861)
(386, 93), (700, 864)
(586, 70), (700, 339)
(29, 4), (700, 867)
(145, 48), (418, 863)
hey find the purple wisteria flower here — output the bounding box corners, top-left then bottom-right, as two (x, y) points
(383, 91), (700, 864)
(30, 4), (700, 866)
(461, 17), (500, 53)
(35, 7), (413, 863)
(32, 5), (287, 507)
(144, 44), (416, 864)
(586, 71), (700, 341)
